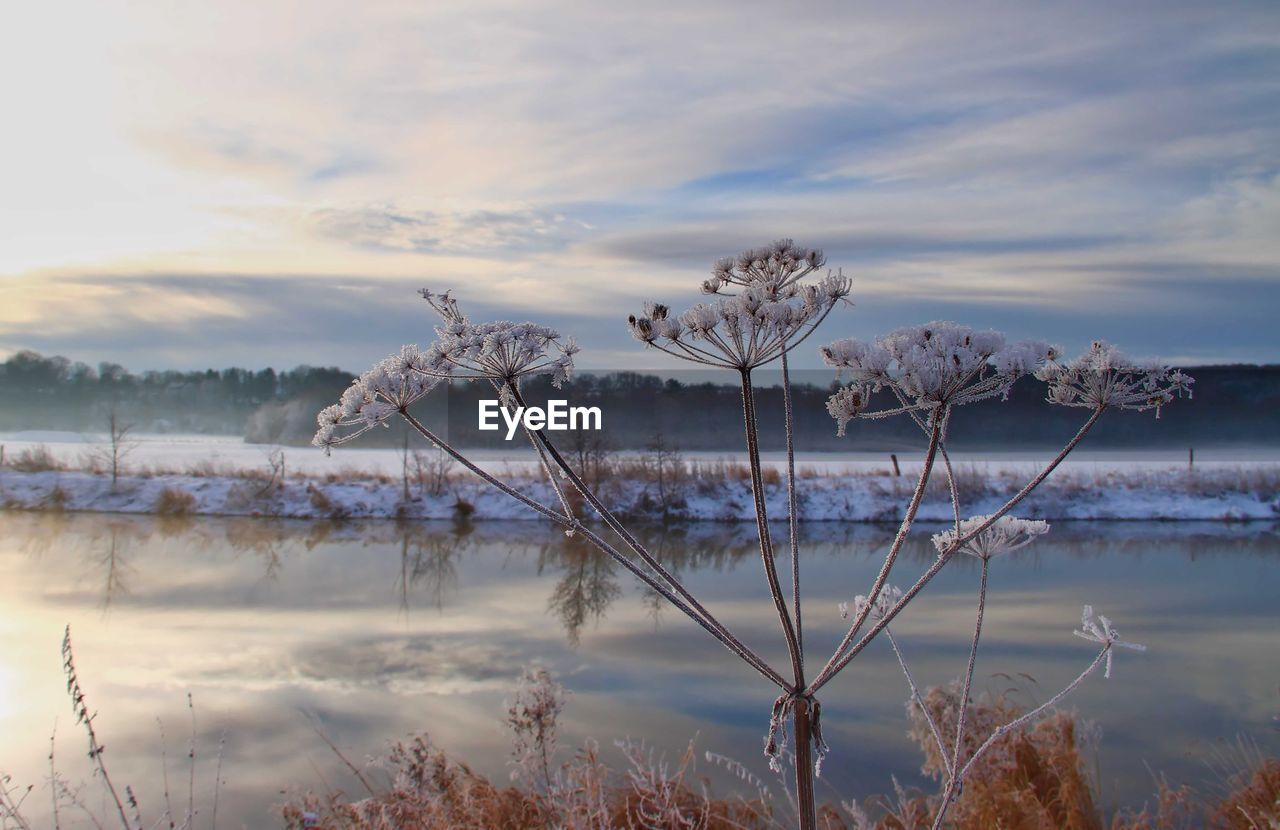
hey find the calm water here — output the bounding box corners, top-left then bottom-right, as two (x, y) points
(0, 513), (1277, 827)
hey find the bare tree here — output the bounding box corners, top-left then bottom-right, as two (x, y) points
(97, 411), (136, 487)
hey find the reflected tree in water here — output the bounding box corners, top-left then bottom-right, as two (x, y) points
(539, 534), (622, 645)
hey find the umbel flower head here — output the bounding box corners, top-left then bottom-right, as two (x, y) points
(820, 322), (1056, 433)
(932, 515), (1050, 560)
(1036, 340), (1193, 417)
(839, 584), (905, 622)
(314, 290), (581, 451)
(628, 242), (851, 370)
(1074, 605), (1146, 678)
(313, 345), (443, 452)
(419, 289), (579, 397)
(701, 238), (828, 298)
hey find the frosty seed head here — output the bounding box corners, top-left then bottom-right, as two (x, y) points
(843, 585), (905, 621)
(630, 242), (850, 370)
(932, 515), (1050, 560)
(1073, 605), (1146, 678)
(821, 322), (1057, 429)
(826, 384), (869, 437)
(416, 291), (579, 389)
(313, 345), (443, 452)
(1036, 341), (1194, 417)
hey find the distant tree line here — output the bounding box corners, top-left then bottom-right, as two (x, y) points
(2, 350), (1276, 449)
(0, 350), (351, 436)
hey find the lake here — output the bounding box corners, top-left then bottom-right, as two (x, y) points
(0, 512), (1276, 826)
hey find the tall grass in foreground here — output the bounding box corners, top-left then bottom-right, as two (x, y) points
(3, 645), (1275, 829)
(277, 669), (1277, 830)
(312, 240), (1194, 828)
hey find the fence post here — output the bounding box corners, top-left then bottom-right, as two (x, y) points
(890, 453), (901, 477)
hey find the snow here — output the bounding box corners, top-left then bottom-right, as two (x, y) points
(1, 454), (1275, 522)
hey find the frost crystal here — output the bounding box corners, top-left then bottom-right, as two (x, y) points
(629, 241), (850, 370)
(932, 515), (1050, 560)
(1037, 341), (1194, 417)
(821, 323), (1056, 423)
(1073, 605), (1146, 678)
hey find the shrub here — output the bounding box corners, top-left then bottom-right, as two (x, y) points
(153, 487), (196, 515)
(11, 445), (60, 472)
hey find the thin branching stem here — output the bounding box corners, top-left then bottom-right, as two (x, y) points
(60, 626), (131, 830)
(810, 412), (942, 690)
(506, 389), (787, 689)
(958, 644), (1110, 782)
(186, 694), (196, 829)
(807, 406), (1104, 695)
(780, 349), (803, 663)
(308, 717), (377, 798)
(932, 557), (989, 829)
(157, 718), (175, 829)
(210, 730), (225, 830)
(400, 412), (570, 524)
(739, 368), (804, 687)
(49, 722), (61, 830)
(885, 629), (950, 779)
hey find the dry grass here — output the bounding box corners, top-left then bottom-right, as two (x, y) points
(39, 485), (70, 511)
(5, 650), (1275, 830)
(8, 445), (62, 473)
(280, 735), (780, 830)
(902, 682), (1101, 830)
(152, 486), (196, 515)
(306, 483), (350, 520)
(1205, 757), (1280, 829)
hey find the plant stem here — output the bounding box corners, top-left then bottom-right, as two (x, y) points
(957, 645), (1109, 782)
(793, 697), (816, 830)
(932, 556), (989, 830)
(810, 412), (942, 690)
(472, 396), (788, 689)
(781, 348), (803, 662)
(739, 368), (804, 686)
(886, 629), (950, 778)
(807, 406), (1104, 696)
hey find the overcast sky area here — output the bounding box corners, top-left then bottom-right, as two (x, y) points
(1, 1), (1277, 373)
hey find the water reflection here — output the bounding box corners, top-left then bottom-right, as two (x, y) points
(0, 512), (1276, 828)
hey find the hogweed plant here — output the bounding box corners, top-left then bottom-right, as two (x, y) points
(314, 239), (1193, 829)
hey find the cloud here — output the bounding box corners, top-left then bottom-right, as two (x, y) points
(305, 204), (590, 255)
(1, 0), (1276, 367)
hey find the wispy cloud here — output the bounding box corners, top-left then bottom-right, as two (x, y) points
(0, 0), (1276, 367)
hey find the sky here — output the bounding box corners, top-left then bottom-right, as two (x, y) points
(1, 0), (1277, 372)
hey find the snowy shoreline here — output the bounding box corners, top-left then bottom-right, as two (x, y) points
(2, 465), (1275, 522)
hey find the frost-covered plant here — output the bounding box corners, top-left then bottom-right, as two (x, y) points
(1036, 339), (1194, 417)
(316, 238), (1191, 830)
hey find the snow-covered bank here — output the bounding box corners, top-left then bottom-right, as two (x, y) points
(2, 464), (1275, 522)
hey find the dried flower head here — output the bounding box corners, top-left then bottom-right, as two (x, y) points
(1074, 605), (1146, 678)
(821, 322), (1056, 428)
(1036, 341), (1193, 417)
(840, 584), (905, 621)
(418, 289), (580, 397)
(702, 238), (828, 298)
(826, 384), (870, 437)
(313, 345), (443, 452)
(630, 243), (850, 370)
(932, 515), (1050, 560)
